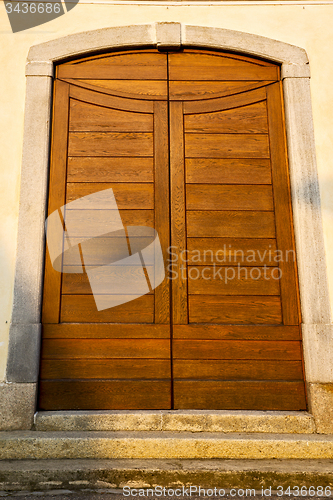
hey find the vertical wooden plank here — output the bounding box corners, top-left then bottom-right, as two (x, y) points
(266, 82), (300, 325)
(169, 101), (188, 324)
(154, 101), (170, 324)
(42, 80), (70, 323)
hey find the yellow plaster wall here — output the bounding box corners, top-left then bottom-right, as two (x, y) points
(0, 2), (333, 381)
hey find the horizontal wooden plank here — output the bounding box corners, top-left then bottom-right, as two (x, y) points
(40, 358), (171, 379)
(185, 134), (270, 159)
(170, 64), (278, 80)
(173, 359), (304, 381)
(69, 100), (153, 132)
(70, 51), (166, 66)
(183, 87), (267, 115)
(59, 52), (168, 80)
(59, 67), (167, 80)
(188, 295), (282, 324)
(62, 236), (154, 267)
(39, 380), (171, 410)
(42, 338), (170, 359)
(186, 159), (271, 185)
(67, 157), (154, 183)
(185, 102), (268, 134)
(186, 211), (276, 238)
(43, 324), (170, 338)
(60, 294), (154, 323)
(173, 381), (306, 410)
(66, 183), (154, 209)
(173, 325), (300, 340)
(62, 266), (154, 295)
(72, 80), (168, 100)
(168, 53), (278, 81)
(186, 238), (277, 266)
(69, 85), (154, 113)
(68, 132), (153, 157)
(168, 51), (274, 68)
(173, 340), (302, 360)
(186, 185), (273, 211)
(63, 210), (154, 237)
(187, 266), (280, 295)
(170, 81), (272, 101)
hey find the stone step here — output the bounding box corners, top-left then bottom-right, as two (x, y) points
(0, 459), (333, 492)
(1, 431), (333, 460)
(35, 410), (316, 434)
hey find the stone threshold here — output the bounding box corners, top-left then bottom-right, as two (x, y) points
(35, 410), (316, 434)
(1, 459), (333, 492)
(1, 431), (333, 460)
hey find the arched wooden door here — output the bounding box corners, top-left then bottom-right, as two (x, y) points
(39, 49), (307, 411)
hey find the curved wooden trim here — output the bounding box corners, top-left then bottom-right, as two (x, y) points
(183, 86), (267, 114)
(65, 78), (166, 102)
(178, 48), (277, 67)
(68, 83), (154, 113)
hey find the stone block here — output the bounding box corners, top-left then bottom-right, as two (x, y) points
(0, 383), (36, 430)
(308, 383), (333, 434)
(155, 22), (181, 50)
(302, 325), (333, 383)
(36, 411), (162, 432)
(6, 324), (41, 383)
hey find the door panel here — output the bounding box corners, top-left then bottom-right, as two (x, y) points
(40, 49), (306, 411)
(40, 51), (171, 410)
(169, 50), (306, 410)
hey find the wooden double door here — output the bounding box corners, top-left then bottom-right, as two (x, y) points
(39, 49), (307, 411)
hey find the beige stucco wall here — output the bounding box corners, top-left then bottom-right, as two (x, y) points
(0, 2), (333, 381)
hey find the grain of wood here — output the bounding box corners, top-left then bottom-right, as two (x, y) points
(42, 81), (70, 324)
(67, 157), (154, 183)
(42, 338), (170, 359)
(72, 79), (168, 100)
(154, 101), (171, 324)
(170, 81), (273, 101)
(187, 211), (276, 238)
(170, 101), (188, 324)
(39, 380), (171, 410)
(60, 294), (154, 323)
(185, 133), (270, 159)
(184, 101), (268, 133)
(173, 381), (306, 411)
(267, 83), (300, 326)
(186, 238), (277, 265)
(43, 323), (170, 338)
(40, 358), (171, 379)
(69, 100), (153, 132)
(186, 185), (273, 211)
(173, 324), (300, 340)
(185, 158), (272, 184)
(173, 359), (304, 381)
(66, 183), (154, 209)
(188, 295), (282, 324)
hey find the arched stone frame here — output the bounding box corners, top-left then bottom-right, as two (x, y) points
(4, 23), (333, 432)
